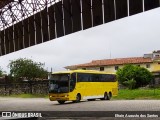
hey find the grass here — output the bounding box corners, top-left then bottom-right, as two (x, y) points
(1, 88), (160, 100)
(0, 93), (48, 98)
(112, 88), (160, 100)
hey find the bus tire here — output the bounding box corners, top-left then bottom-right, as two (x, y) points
(73, 93), (81, 103)
(107, 92), (112, 100)
(100, 92), (108, 100)
(57, 100), (65, 104)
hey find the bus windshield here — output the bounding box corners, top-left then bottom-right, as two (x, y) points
(49, 74), (70, 93)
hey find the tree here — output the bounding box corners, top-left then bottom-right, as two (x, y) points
(116, 64), (153, 89)
(8, 58), (48, 81)
(0, 67), (3, 77)
(123, 78), (136, 89)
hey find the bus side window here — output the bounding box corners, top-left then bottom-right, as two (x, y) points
(91, 74), (99, 82)
(77, 73), (81, 82)
(108, 74), (116, 82)
(77, 73), (90, 82)
(99, 74), (116, 82)
(100, 74), (106, 82)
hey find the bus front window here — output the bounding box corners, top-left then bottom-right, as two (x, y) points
(49, 74), (69, 93)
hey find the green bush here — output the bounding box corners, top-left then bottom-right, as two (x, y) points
(123, 79), (136, 89)
(117, 64), (153, 89)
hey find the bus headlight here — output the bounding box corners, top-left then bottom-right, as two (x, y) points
(65, 94), (69, 97)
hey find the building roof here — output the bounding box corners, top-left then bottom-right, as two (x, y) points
(65, 57), (153, 70)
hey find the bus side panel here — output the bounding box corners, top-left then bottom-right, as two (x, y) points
(69, 82), (87, 100)
(71, 82), (102, 100)
(93, 82), (104, 98)
(103, 82), (118, 96)
(70, 81), (118, 100)
(83, 82), (100, 99)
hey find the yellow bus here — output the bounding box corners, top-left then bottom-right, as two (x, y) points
(49, 70), (118, 104)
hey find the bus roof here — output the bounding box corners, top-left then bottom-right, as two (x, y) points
(52, 70), (115, 74)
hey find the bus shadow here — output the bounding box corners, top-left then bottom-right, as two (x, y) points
(52, 99), (106, 105)
(53, 100), (88, 105)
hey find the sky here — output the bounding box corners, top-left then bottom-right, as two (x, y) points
(0, 8), (160, 73)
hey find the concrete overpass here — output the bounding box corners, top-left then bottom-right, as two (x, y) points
(0, 0), (160, 56)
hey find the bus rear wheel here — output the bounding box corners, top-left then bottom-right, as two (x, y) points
(107, 92), (112, 100)
(100, 92), (108, 100)
(57, 100), (65, 104)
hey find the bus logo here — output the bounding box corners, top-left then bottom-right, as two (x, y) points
(2, 112), (11, 117)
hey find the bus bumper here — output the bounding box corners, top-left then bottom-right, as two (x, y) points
(49, 93), (70, 101)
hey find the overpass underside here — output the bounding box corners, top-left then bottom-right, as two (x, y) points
(0, 0), (160, 56)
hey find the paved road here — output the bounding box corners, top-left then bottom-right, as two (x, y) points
(0, 97), (160, 111)
(0, 97), (160, 119)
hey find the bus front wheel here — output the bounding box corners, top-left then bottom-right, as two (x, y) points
(73, 94), (81, 103)
(57, 100), (65, 104)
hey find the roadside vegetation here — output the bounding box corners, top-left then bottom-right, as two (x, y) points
(112, 64), (160, 99)
(0, 67), (3, 77)
(0, 94), (49, 98)
(116, 64), (153, 89)
(0, 66), (6, 77)
(112, 88), (160, 100)
(1, 88), (160, 100)
(8, 58), (48, 82)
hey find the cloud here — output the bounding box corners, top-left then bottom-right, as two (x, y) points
(0, 8), (160, 73)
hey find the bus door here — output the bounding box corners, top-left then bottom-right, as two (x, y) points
(70, 73), (76, 92)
